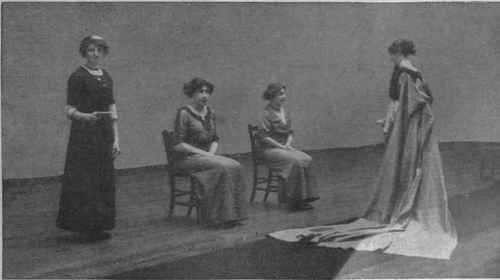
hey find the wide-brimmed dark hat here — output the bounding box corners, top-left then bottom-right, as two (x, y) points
(263, 83), (286, 100)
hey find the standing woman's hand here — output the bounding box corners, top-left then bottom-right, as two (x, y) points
(78, 111), (99, 122)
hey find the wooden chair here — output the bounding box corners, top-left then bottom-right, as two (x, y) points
(162, 130), (201, 223)
(247, 124), (281, 202)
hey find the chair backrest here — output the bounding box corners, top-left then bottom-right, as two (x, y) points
(162, 129), (176, 167)
(247, 124), (261, 164)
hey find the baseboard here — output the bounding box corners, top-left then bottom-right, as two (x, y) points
(3, 141), (497, 189)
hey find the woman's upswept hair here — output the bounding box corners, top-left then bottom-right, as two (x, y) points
(79, 35), (109, 57)
(388, 39), (416, 57)
(183, 78), (214, 97)
(262, 83), (286, 100)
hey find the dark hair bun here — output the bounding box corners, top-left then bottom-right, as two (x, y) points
(388, 39), (416, 56)
(183, 78), (214, 97)
(262, 83), (286, 100)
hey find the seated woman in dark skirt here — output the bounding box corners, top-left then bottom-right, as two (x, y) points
(257, 83), (319, 211)
(172, 78), (248, 228)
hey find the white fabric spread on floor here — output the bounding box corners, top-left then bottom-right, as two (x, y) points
(269, 218), (457, 259)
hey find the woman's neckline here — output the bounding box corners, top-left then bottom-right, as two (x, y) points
(81, 65), (103, 76)
(267, 103), (283, 112)
(266, 104), (286, 122)
(398, 59), (419, 72)
(187, 105), (208, 119)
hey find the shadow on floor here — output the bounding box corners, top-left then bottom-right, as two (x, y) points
(107, 237), (354, 279)
(449, 180), (500, 241)
(107, 182), (500, 279)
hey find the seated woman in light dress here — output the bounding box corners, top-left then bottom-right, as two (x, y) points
(257, 83), (319, 211)
(172, 78), (248, 228)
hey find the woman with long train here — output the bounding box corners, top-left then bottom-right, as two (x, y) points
(269, 39), (457, 260)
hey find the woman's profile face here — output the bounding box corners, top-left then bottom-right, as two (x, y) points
(271, 90), (286, 107)
(390, 53), (403, 65)
(85, 43), (105, 65)
(192, 86), (211, 107)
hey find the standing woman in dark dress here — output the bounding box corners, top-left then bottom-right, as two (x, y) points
(57, 35), (120, 241)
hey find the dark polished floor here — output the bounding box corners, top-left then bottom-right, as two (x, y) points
(3, 142), (500, 279)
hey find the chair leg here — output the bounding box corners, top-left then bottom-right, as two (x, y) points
(194, 180), (201, 224)
(263, 169), (273, 202)
(196, 204), (201, 224)
(168, 174), (176, 217)
(187, 178), (194, 217)
(249, 165), (258, 202)
(187, 177), (199, 220)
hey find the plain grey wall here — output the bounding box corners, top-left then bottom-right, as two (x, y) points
(2, 3), (499, 179)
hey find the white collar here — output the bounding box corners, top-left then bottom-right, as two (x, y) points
(81, 65), (103, 76)
(399, 59), (419, 72)
(275, 107), (286, 123)
(187, 105), (208, 119)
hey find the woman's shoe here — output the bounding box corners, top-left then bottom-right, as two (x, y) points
(81, 231), (111, 242)
(290, 202), (314, 211)
(298, 203), (314, 210)
(303, 196), (320, 203)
